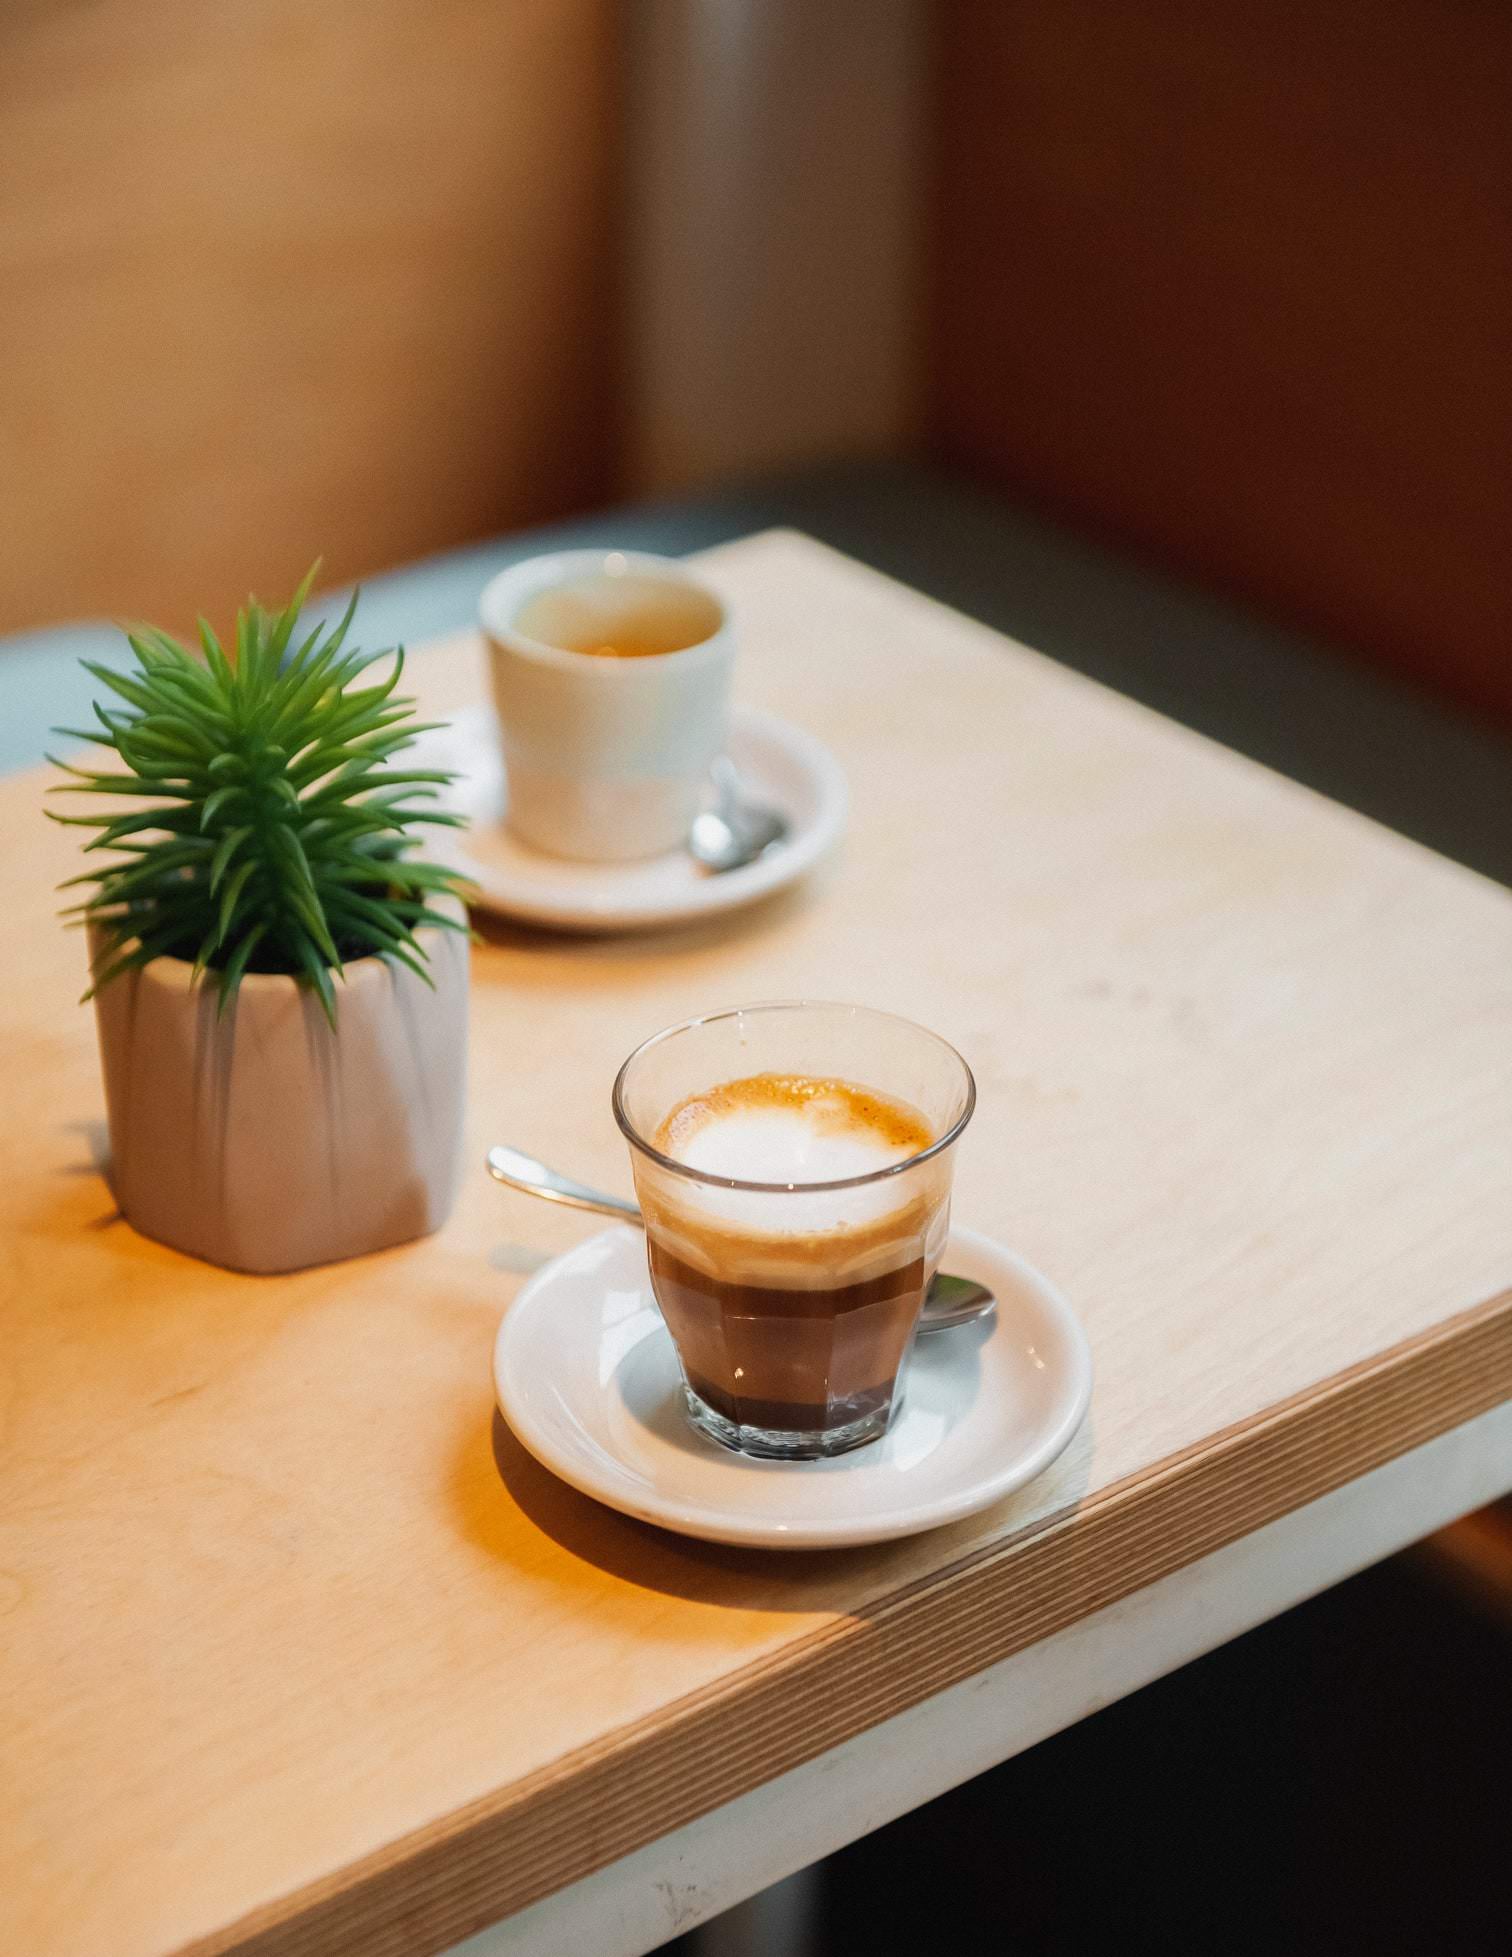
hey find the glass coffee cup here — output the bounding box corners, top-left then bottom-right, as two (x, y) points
(614, 1002), (975, 1459)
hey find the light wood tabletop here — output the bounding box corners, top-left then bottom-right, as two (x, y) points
(3, 532), (1510, 1957)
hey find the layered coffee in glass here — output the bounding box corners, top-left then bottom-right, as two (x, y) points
(614, 1002), (975, 1459)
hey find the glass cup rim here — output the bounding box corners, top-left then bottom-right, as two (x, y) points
(612, 999), (977, 1194)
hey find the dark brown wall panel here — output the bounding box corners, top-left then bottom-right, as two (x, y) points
(930, 1), (1512, 719)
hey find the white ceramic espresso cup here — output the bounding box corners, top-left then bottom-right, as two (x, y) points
(478, 549), (734, 862)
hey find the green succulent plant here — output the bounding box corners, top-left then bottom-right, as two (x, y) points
(50, 567), (469, 1025)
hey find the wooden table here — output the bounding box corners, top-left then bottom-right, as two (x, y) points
(3, 533), (1510, 1957)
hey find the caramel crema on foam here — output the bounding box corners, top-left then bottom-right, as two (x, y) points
(655, 1073), (934, 1179)
(645, 1074), (945, 1279)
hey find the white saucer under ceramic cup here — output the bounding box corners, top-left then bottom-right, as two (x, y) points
(411, 703), (847, 933)
(493, 1224), (1093, 1549)
(479, 549), (734, 863)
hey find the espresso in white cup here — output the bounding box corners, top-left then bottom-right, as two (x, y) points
(479, 550), (733, 862)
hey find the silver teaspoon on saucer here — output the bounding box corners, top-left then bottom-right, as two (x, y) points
(687, 756), (789, 873)
(485, 1145), (996, 1334)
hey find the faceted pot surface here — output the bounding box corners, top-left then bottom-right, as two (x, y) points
(90, 907), (468, 1274)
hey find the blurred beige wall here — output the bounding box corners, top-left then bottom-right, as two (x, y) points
(0, 0), (619, 634)
(624, 0), (925, 495)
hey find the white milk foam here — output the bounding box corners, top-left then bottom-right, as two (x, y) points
(659, 1091), (930, 1243)
(675, 1106), (912, 1185)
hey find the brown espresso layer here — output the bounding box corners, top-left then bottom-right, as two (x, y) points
(643, 1072), (945, 1433)
(649, 1240), (928, 1432)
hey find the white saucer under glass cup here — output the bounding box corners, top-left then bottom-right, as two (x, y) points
(613, 1003), (977, 1461)
(478, 549), (734, 863)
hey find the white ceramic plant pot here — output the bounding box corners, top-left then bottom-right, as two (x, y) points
(90, 904), (469, 1275)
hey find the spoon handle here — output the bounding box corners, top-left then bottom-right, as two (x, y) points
(485, 1145), (996, 1334)
(485, 1146), (641, 1221)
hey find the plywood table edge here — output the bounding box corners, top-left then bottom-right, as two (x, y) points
(190, 1286), (1512, 1957)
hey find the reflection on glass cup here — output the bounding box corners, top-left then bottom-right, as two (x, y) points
(614, 1002), (976, 1460)
(478, 549), (733, 863)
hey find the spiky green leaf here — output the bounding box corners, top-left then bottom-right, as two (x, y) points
(52, 565), (467, 1018)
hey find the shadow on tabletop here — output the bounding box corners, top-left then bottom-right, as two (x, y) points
(46, 1118), (123, 1227)
(464, 870), (825, 964)
(449, 1397), (1095, 1618)
(484, 1407), (865, 1606)
(57, 1116), (111, 1177)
